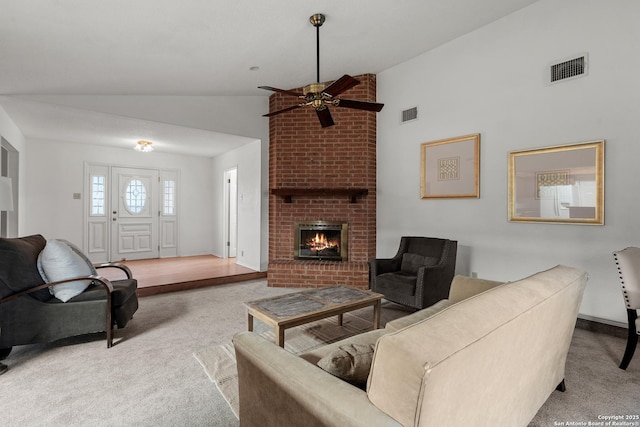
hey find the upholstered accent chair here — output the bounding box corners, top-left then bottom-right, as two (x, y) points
(369, 237), (457, 310)
(613, 247), (640, 370)
(0, 235), (138, 359)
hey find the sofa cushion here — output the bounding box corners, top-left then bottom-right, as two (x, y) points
(448, 275), (504, 303)
(0, 234), (51, 301)
(317, 343), (376, 388)
(38, 239), (96, 302)
(384, 276), (505, 331)
(385, 299), (454, 331)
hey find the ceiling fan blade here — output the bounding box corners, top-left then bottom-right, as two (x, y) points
(335, 99), (385, 112)
(322, 75), (360, 97)
(316, 107), (335, 128)
(263, 104), (305, 117)
(258, 86), (304, 97)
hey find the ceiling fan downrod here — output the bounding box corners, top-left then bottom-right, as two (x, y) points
(309, 13), (325, 84)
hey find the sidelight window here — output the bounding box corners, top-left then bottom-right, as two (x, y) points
(163, 180), (176, 215)
(91, 175), (105, 216)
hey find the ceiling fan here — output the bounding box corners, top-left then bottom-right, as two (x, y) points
(259, 13), (384, 128)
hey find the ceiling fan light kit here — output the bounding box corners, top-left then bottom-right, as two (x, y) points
(259, 13), (384, 128)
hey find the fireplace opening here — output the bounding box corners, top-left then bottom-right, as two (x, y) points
(294, 221), (348, 261)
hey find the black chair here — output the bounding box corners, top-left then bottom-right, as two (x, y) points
(0, 234), (138, 359)
(369, 237), (457, 310)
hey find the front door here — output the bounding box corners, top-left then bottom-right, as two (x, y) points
(110, 167), (159, 261)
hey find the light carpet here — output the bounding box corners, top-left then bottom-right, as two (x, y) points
(193, 311), (377, 418)
(197, 316), (640, 426)
(0, 279), (295, 427)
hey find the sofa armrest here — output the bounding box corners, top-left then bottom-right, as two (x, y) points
(448, 275), (504, 303)
(233, 331), (401, 427)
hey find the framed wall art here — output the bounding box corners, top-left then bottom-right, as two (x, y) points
(420, 133), (480, 199)
(508, 140), (604, 224)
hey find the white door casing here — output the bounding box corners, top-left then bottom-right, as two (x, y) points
(85, 163), (110, 262)
(84, 163), (179, 263)
(224, 167), (238, 258)
(160, 170), (178, 258)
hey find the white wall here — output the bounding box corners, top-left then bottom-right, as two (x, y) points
(24, 138), (215, 256)
(376, 0), (640, 325)
(211, 139), (266, 271)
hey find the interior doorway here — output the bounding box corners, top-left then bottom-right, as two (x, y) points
(1, 138), (18, 238)
(224, 167), (238, 258)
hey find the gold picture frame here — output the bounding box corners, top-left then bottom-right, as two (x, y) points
(508, 140), (604, 224)
(420, 134), (480, 199)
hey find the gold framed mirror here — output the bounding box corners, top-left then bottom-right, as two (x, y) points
(508, 140), (604, 224)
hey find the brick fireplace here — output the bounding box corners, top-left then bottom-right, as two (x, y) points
(268, 73), (378, 290)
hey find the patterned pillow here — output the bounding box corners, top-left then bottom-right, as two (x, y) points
(317, 343), (376, 388)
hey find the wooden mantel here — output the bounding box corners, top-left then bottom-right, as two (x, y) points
(270, 188), (369, 203)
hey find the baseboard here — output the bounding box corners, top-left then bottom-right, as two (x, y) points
(576, 315), (628, 339)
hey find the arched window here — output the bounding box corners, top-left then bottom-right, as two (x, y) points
(125, 179), (147, 214)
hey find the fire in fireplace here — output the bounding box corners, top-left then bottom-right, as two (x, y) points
(294, 221), (348, 261)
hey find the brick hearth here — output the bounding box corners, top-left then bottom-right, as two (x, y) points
(268, 73), (378, 289)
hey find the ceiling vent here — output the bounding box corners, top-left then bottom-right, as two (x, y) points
(401, 106), (418, 123)
(550, 54), (587, 83)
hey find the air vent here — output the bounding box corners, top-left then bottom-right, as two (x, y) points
(550, 54), (587, 83)
(401, 106), (418, 123)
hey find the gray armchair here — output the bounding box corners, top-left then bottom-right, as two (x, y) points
(369, 237), (457, 310)
(0, 234), (138, 360)
(613, 247), (640, 370)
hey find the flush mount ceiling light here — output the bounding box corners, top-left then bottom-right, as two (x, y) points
(134, 140), (154, 152)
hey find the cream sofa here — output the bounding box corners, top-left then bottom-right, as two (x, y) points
(233, 265), (587, 427)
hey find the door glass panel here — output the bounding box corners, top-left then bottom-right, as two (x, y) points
(91, 175), (105, 216)
(163, 180), (176, 215)
(125, 179), (147, 214)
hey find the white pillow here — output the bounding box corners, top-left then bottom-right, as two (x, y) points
(38, 239), (96, 302)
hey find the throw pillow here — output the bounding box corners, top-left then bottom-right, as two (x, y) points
(317, 343), (376, 388)
(400, 253), (424, 274)
(38, 239), (96, 302)
(400, 253), (440, 274)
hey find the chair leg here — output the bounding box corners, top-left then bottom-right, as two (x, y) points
(620, 310), (638, 370)
(556, 379), (566, 392)
(106, 297), (113, 348)
(107, 325), (113, 348)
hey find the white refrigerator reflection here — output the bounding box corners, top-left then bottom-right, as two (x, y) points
(539, 182), (596, 218)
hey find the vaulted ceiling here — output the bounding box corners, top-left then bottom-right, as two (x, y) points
(0, 0), (539, 156)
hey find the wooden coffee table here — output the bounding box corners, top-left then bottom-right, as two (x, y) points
(244, 286), (383, 348)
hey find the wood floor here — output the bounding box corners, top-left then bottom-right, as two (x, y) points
(98, 255), (266, 297)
